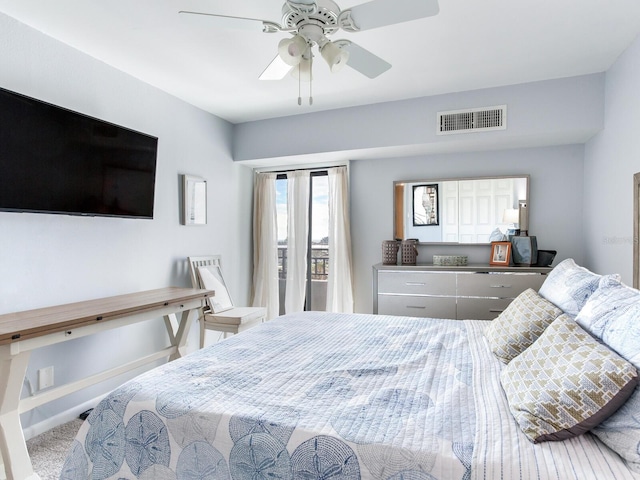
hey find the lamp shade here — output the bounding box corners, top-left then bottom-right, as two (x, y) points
(320, 41), (349, 72)
(290, 57), (312, 82)
(278, 35), (307, 66)
(502, 208), (519, 225)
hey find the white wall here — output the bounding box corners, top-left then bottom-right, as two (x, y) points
(0, 13), (253, 432)
(350, 145), (585, 313)
(584, 34), (640, 283)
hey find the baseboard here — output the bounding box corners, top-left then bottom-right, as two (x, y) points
(22, 394), (106, 441)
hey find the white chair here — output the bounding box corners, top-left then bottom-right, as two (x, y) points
(188, 255), (267, 347)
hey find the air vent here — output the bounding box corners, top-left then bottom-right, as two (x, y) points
(437, 105), (507, 135)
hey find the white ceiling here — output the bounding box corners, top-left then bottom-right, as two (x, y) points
(1, 0), (640, 125)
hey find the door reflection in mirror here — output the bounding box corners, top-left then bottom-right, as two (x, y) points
(394, 175), (529, 244)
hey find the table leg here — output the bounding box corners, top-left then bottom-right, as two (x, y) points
(165, 309), (194, 361)
(0, 347), (40, 480)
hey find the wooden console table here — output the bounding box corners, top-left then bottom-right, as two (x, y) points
(0, 287), (213, 480)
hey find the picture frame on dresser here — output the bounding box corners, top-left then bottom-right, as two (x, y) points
(490, 241), (512, 266)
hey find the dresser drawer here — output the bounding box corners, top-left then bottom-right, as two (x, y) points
(457, 272), (546, 298)
(378, 295), (457, 319)
(378, 271), (456, 295)
(457, 297), (513, 320)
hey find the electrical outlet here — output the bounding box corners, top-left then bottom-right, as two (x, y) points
(38, 366), (54, 390)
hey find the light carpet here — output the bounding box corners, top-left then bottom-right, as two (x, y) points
(26, 419), (84, 480)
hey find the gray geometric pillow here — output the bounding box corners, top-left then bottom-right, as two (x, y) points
(501, 314), (638, 443)
(484, 288), (563, 363)
(538, 258), (618, 317)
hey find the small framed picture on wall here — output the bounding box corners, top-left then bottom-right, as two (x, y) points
(182, 174), (207, 225)
(490, 241), (512, 266)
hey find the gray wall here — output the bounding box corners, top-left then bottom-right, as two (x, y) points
(584, 33), (640, 283)
(234, 74), (603, 314)
(0, 13), (253, 433)
(350, 145), (585, 313)
(234, 74), (604, 163)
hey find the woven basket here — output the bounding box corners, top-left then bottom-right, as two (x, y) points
(401, 239), (419, 265)
(382, 240), (399, 265)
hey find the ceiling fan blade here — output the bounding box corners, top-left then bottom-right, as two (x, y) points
(335, 40), (391, 79)
(178, 10), (280, 33)
(343, 0), (439, 31)
(259, 55), (294, 80)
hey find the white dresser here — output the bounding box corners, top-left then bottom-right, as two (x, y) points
(373, 264), (552, 320)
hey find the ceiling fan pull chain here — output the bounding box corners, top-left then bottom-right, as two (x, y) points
(309, 53), (313, 105)
(298, 64), (302, 106)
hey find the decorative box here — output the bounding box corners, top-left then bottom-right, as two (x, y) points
(433, 255), (468, 266)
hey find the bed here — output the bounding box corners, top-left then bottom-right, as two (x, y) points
(60, 260), (640, 480)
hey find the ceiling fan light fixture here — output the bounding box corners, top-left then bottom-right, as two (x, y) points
(278, 34), (308, 66)
(320, 40), (349, 73)
(291, 56), (313, 82)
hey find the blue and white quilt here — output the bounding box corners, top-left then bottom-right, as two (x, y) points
(60, 312), (640, 480)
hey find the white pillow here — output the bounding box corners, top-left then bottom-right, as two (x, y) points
(197, 265), (233, 313)
(576, 275), (640, 345)
(538, 258), (618, 317)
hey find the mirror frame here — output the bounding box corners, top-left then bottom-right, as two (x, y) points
(393, 174), (530, 245)
(634, 172), (639, 289)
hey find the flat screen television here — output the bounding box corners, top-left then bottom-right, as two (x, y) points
(0, 87), (158, 219)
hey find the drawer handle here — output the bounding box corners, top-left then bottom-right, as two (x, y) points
(405, 282), (426, 286)
(489, 285), (512, 288)
(406, 305), (427, 309)
(489, 309), (505, 313)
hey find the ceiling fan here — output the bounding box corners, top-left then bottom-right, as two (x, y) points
(179, 0), (439, 102)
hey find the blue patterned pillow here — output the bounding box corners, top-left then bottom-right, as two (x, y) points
(592, 389), (640, 473)
(538, 258), (618, 317)
(574, 276), (640, 472)
(576, 276), (640, 353)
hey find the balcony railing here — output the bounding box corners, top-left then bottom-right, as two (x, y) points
(278, 245), (328, 280)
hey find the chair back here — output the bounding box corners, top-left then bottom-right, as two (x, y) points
(188, 255), (234, 312)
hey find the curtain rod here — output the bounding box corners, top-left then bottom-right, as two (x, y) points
(253, 160), (349, 175)
(256, 165), (344, 175)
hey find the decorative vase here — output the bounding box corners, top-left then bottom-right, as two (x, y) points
(401, 239), (419, 265)
(382, 240), (400, 265)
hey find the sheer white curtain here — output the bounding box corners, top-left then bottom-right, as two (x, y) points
(327, 166), (354, 313)
(284, 170), (310, 313)
(251, 172), (280, 319)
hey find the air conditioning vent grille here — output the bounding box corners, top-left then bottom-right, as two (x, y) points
(437, 105), (507, 135)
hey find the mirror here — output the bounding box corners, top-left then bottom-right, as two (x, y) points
(634, 172), (639, 288)
(394, 175), (529, 244)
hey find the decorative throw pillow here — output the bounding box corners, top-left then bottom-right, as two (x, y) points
(575, 276), (640, 472)
(592, 389), (640, 473)
(576, 276), (640, 360)
(500, 314), (638, 443)
(485, 288), (563, 363)
(197, 265), (233, 313)
(538, 258), (618, 317)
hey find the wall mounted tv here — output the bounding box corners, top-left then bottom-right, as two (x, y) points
(0, 87), (158, 219)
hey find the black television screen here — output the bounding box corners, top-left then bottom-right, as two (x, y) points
(0, 87), (158, 219)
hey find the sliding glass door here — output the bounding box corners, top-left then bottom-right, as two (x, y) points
(276, 171), (328, 314)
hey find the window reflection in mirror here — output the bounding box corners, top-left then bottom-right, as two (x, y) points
(394, 175), (529, 244)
